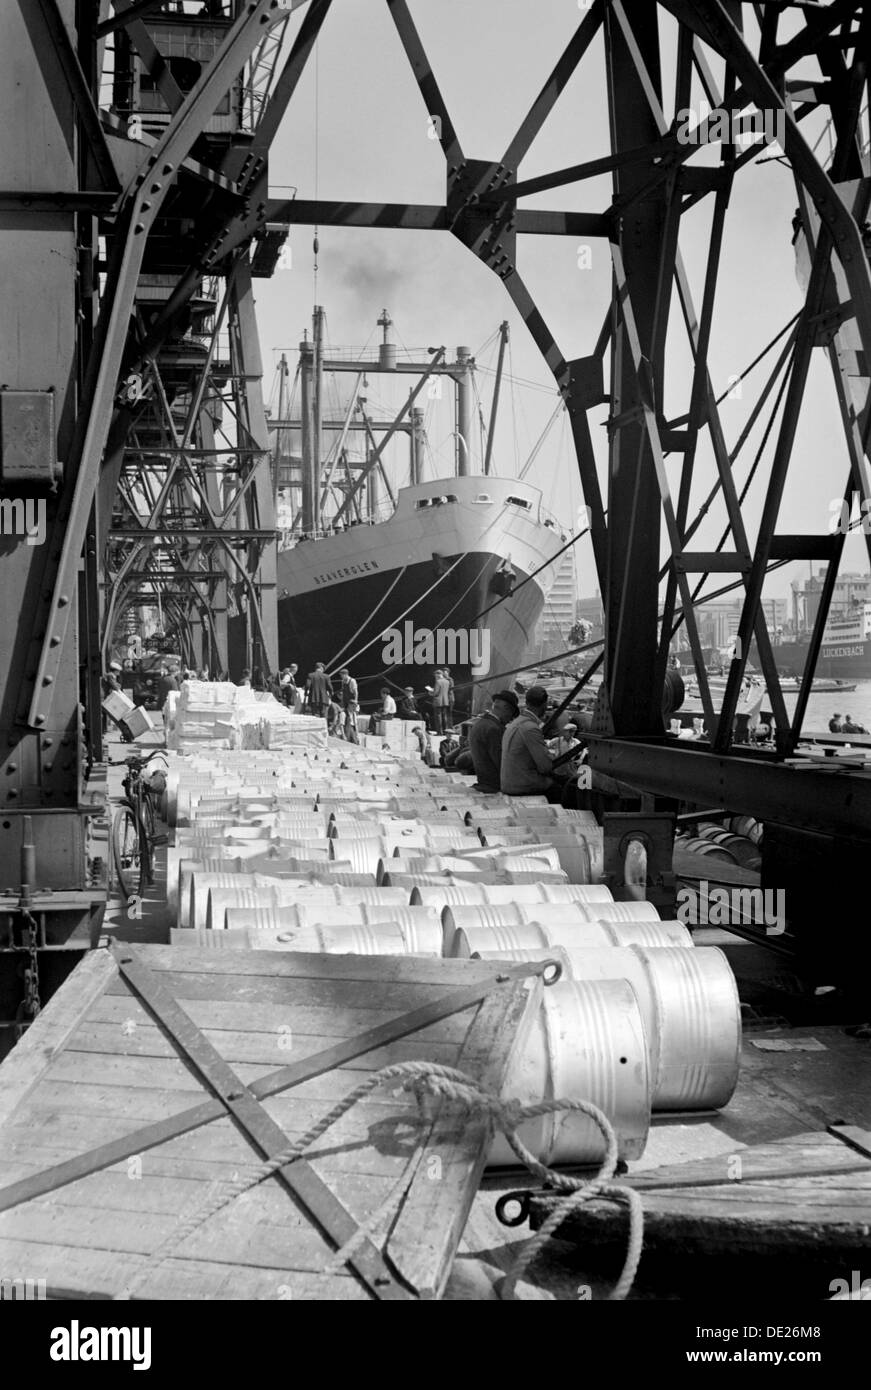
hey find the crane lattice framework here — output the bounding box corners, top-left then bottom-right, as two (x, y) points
(1, 0), (871, 949)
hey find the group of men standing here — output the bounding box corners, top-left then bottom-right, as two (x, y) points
(273, 661), (456, 734)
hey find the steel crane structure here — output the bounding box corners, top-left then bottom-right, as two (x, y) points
(1, 0), (871, 1017)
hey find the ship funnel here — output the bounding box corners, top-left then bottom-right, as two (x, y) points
(377, 308), (397, 370)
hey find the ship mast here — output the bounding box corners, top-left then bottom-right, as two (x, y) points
(483, 321), (509, 477)
(313, 305), (324, 529)
(299, 328), (314, 534)
(455, 344), (473, 476)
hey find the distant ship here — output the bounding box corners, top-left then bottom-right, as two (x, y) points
(768, 603), (871, 679)
(268, 308), (566, 711)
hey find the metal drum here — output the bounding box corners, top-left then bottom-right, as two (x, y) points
(451, 921), (555, 958)
(489, 979), (650, 1167)
(186, 871), (272, 931)
(699, 828), (761, 869)
(596, 919), (694, 948)
(680, 836), (738, 864)
(540, 884), (614, 903)
(728, 814), (763, 845)
(590, 902), (661, 922)
(205, 884), (288, 932)
(409, 883), (546, 908)
(442, 902), (591, 956)
(317, 922), (425, 956)
(532, 945), (738, 1109)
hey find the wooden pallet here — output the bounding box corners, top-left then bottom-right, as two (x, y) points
(0, 943), (542, 1300)
(525, 1126), (871, 1257)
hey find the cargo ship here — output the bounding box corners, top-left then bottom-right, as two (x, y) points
(767, 602), (871, 679)
(270, 309), (567, 710)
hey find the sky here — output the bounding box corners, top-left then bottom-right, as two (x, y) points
(249, 0), (870, 609)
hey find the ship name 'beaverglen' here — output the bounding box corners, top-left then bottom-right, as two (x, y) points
(313, 559), (381, 586)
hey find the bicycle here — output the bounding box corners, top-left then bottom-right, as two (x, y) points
(110, 754), (166, 901)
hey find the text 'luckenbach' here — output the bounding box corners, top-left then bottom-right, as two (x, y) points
(0, 497), (46, 546)
(677, 883), (785, 936)
(382, 623), (491, 675)
(50, 1322), (151, 1372)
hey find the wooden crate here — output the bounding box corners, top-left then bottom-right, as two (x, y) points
(0, 944), (540, 1300)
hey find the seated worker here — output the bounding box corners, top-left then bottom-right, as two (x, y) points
(828, 713), (843, 732)
(500, 685), (563, 802)
(468, 689), (518, 792)
(443, 729), (474, 773)
(843, 714), (868, 734)
(397, 686), (420, 720)
(368, 687), (396, 733)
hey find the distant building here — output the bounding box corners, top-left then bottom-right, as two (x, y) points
(693, 596), (786, 651)
(793, 570), (871, 631)
(529, 548), (579, 660)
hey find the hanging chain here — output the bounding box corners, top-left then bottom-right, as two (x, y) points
(14, 908), (42, 1040)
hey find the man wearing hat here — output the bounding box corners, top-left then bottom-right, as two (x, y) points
(828, 712), (843, 733)
(500, 684), (561, 799)
(469, 690), (518, 792)
(103, 660), (123, 695)
(397, 686), (420, 720)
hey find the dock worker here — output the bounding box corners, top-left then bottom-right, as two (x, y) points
(368, 687), (396, 733)
(327, 696), (345, 737)
(305, 661), (332, 718)
(338, 667), (358, 708)
(158, 666), (181, 701)
(469, 690), (518, 793)
(500, 685), (563, 803)
(843, 714), (867, 734)
(431, 668), (452, 732)
(397, 686), (420, 720)
(103, 660), (123, 696)
(344, 699), (360, 744)
(828, 712), (843, 732)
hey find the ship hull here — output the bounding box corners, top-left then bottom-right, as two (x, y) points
(266, 474), (566, 713)
(276, 548), (547, 712)
(766, 639), (871, 680)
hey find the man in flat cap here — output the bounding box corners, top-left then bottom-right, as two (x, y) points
(469, 690), (518, 793)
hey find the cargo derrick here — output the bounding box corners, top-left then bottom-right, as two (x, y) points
(0, 0), (296, 1042)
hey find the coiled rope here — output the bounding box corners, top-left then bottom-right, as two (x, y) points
(115, 1061), (643, 1302)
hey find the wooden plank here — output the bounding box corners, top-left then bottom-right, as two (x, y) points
(82, 994), (475, 1043)
(64, 1019), (463, 1071)
(0, 949), (118, 1129)
(528, 1128), (871, 1257)
(128, 944), (501, 985)
(103, 971), (494, 1010)
(0, 1164), (402, 1225)
(0, 1237), (369, 1300)
(0, 1119), (436, 1182)
(625, 1132), (870, 1190)
(386, 976), (541, 1299)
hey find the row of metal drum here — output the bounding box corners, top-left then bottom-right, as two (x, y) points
(165, 746), (742, 1167)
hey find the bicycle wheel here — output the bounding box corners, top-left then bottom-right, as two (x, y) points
(111, 805), (147, 900)
(140, 788), (156, 841)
